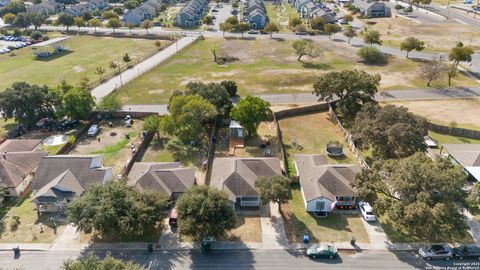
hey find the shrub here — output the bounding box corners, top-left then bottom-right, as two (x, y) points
(220, 80), (237, 97)
(357, 46), (387, 64)
(12, 29), (21, 37)
(112, 7), (123, 15)
(10, 215), (20, 231)
(30, 30), (43, 40)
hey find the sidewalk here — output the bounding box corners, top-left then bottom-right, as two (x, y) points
(91, 36), (198, 102)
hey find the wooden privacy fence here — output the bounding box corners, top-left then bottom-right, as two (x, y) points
(427, 122), (480, 140)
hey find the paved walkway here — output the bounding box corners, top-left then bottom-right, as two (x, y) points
(91, 36), (198, 102)
(259, 202), (289, 249)
(360, 218), (390, 251)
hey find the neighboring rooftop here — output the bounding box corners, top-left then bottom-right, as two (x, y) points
(128, 162), (195, 198)
(0, 139), (42, 153)
(295, 154), (360, 202)
(210, 157), (282, 201)
(444, 144), (480, 167)
(30, 36), (71, 48)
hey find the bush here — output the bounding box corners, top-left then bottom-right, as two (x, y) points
(10, 215), (20, 231)
(112, 7), (123, 15)
(30, 30), (43, 40)
(220, 80), (237, 97)
(12, 29), (21, 37)
(404, 6), (413, 12)
(395, 4), (404, 10)
(357, 46), (387, 64)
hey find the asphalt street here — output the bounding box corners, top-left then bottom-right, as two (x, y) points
(3, 249), (477, 270)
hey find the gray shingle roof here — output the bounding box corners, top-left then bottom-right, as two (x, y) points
(0, 151), (47, 188)
(0, 139), (41, 152)
(295, 154), (360, 202)
(444, 144), (480, 167)
(128, 162), (195, 197)
(210, 158), (282, 201)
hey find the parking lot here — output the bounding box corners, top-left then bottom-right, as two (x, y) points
(0, 35), (32, 54)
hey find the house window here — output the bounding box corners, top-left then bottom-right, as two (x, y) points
(315, 201), (325, 211)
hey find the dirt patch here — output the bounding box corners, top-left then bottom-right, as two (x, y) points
(72, 66), (86, 73)
(148, 89), (165, 94)
(224, 214), (262, 242)
(381, 98), (480, 129)
(210, 70), (243, 77)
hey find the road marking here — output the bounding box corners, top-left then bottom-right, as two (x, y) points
(455, 18), (469, 25)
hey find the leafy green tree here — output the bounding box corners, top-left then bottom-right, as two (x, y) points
(310, 17), (324, 30)
(140, 19), (153, 34)
(67, 181), (169, 236)
(225, 16), (238, 25)
(62, 252), (145, 270)
(352, 103), (427, 159)
(357, 46), (386, 64)
(324, 23), (340, 39)
(354, 153), (469, 241)
(343, 25), (357, 44)
(230, 95), (271, 137)
(184, 81), (233, 117)
(313, 70), (380, 120)
(234, 22), (250, 37)
(30, 12), (46, 30)
(220, 80), (237, 97)
(102, 10), (119, 19)
(62, 87), (95, 119)
(264, 22), (280, 39)
(57, 13), (74, 31)
(161, 94), (216, 144)
(12, 12), (31, 29)
(255, 175), (290, 205)
(400, 37), (425, 58)
(2, 13), (16, 24)
(203, 15), (213, 25)
(106, 17), (122, 33)
(292, 39), (321, 62)
(143, 115), (161, 138)
(97, 95), (121, 113)
(88, 18), (102, 33)
(1, 0), (25, 15)
(74, 16), (85, 30)
(219, 22), (232, 37)
(127, 22), (136, 33)
(288, 17), (302, 29)
(81, 11), (92, 21)
(363, 29), (382, 46)
(0, 82), (54, 126)
(176, 185), (236, 241)
(343, 14), (354, 24)
(112, 7), (123, 15)
(124, 0), (140, 9)
(448, 42), (474, 86)
(421, 0), (432, 7)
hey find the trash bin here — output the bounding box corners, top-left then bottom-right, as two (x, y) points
(303, 235), (310, 245)
(350, 235), (356, 246)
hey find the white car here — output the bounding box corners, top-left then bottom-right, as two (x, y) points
(87, 125), (99, 137)
(358, 201), (376, 222)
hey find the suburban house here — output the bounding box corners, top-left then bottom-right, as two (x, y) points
(0, 139), (47, 198)
(290, 0), (335, 23)
(174, 0), (208, 27)
(210, 157), (283, 209)
(295, 154), (360, 214)
(443, 144), (480, 182)
(353, 0), (391, 17)
(63, 2), (98, 17)
(124, 0), (164, 26)
(31, 155), (112, 213)
(85, 0), (107, 10)
(127, 162), (195, 201)
(244, 0), (268, 29)
(26, 0), (62, 16)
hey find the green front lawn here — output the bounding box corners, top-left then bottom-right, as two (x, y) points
(0, 34), (162, 91)
(0, 193), (66, 243)
(281, 187), (370, 243)
(428, 131), (480, 145)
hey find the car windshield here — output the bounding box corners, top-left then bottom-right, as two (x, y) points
(366, 212), (374, 215)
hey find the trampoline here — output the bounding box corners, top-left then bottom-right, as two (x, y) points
(325, 141), (344, 157)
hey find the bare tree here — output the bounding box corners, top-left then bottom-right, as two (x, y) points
(421, 58), (447, 87)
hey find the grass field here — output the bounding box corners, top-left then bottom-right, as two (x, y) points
(381, 98), (480, 131)
(0, 193), (66, 243)
(265, 3), (299, 32)
(428, 130), (480, 144)
(281, 187), (369, 243)
(0, 35), (162, 90)
(365, 17), (480, 52)
(113, 37), (478, 104)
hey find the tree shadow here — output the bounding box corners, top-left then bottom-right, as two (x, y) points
(302, 62), (334, 70)
(272, 37), (285, 42)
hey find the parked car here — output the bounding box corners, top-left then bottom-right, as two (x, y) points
(453, 245), (480, 259)
(211, 9), (218, 12)
(306, 244), (338, 259)
(36, 118), (56, 130)
(57, 119), (79, 131)
(419, 244), (453, 260)
(295, 31), (308, 35)
(87, 124), (99, 137)
(168, 207), (178, 228)
(248, 30), (259, 34)
(358, 201), (376, 222)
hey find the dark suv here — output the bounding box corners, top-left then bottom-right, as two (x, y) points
(453, 245), (480, 260)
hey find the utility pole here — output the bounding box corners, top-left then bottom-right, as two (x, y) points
(446, 0), (451, 19)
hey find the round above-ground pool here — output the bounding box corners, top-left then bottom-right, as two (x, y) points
(42, 134), (67, 146)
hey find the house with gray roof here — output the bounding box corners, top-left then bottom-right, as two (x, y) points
(124, 0), (164, 25)
(295, 154), (360, 213)
(175, 0), (208, 27)
(243, 0), (268, 29)
(63, 2), (97, 17)
(443, 144), (480, 182)
(128, 162), (195, 200)
(290, 0), (335, 23)
(210, 157), (282, 209)
(31, 155), (112, 213)
(353, 0), (391, 17)
(0, 139), (47, 198)
(26, 0), (62, 16)
(85, 0), (107, 10)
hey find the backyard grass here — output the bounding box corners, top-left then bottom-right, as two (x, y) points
(0, 118), (16, 139)
(0, 193), (66, 243)
(141, 137), (175, 162)
(42, 143), (66, 155)
(381, 99), (480, 131)
(428, 130), (480, 144)
(278, 112), (356, 166)
(364, 17), (480, 52)
(223, 215), (262, 242)
(281, 187), (369, 243)
(0, 34), (162, 90)
(113, 37), (478, 104)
